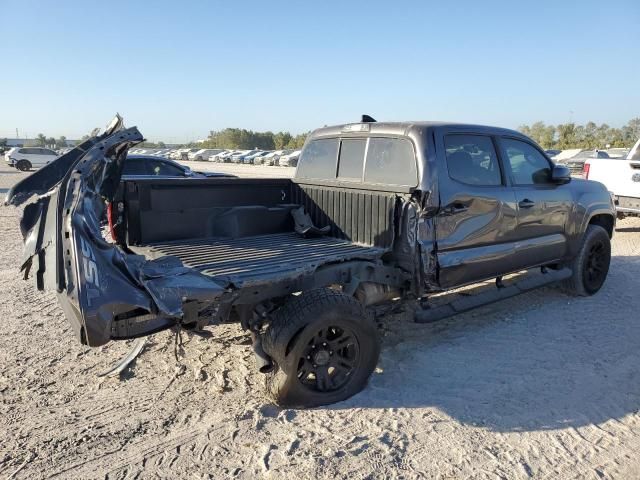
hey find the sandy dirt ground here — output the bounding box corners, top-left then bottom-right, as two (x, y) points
(0, 161), (639, 479)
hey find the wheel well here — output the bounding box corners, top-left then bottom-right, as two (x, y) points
(588, 214), (614, 238)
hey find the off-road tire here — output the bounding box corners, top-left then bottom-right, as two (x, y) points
(563, 224), (611, 296)
(16, 160), (31, 171)
(262, 288), (380, 408)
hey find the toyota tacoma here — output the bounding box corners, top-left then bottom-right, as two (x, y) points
(5, 115), (616, 407)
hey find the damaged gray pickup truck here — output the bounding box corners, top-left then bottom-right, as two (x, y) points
(6, 115), (616, 407)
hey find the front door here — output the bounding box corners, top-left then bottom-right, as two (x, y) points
(435, 131), (518, 288)
(496, 136), (572, 270)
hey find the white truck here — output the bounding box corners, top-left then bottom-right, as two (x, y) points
(583, 138), (640, 218)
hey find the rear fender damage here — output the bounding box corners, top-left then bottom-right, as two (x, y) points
(6, 117), (224, 347)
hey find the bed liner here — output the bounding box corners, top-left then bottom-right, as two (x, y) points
(131, 232), (387, 287)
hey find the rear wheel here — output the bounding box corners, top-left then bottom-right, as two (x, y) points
(16, 160), (31, 171)
(262, 288), (380, 408)
(563, 224), (611, 296)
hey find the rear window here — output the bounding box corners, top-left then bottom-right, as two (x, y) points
(337, 139), (366, 181)
(364, 138), (417, 186)
(298, 136), (417, 187)
(297, 138), (339, 179)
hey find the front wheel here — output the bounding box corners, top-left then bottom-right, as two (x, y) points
(563, 224), (611, 296)
(262, 288), (380, 408)
(16, 160), (31, 171)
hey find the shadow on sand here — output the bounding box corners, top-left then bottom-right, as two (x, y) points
(330, 255), (640, 433)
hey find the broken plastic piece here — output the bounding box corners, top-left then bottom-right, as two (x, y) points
(98, 337), (148, 378)
(291, 206), (330, 238)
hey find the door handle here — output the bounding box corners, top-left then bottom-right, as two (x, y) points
(441, 202), (469, 216)
(518, 199), (535, 209)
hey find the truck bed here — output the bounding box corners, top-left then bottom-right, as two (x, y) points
(133, 232), (386, 287)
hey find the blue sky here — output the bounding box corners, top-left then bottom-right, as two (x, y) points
(1, 0), (639, 142)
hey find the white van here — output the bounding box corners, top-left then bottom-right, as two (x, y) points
(5, 147), (59, 171)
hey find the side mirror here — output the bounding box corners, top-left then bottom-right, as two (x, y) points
(551, 165), (571, 184)
(184, 166), (194, 176)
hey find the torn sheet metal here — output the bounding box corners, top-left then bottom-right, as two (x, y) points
(5, 116), (224, 347)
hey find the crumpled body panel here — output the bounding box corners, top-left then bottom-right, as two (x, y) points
(6, 117), (224, 346)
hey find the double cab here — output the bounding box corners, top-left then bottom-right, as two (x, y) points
(6, 116), (615, 407)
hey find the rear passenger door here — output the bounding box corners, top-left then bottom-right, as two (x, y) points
(40, 148), (58, 165)
(435, 131), (518, 288)
(19, 148), (38, 164)
(27, 148), (53, 166)
(496, 137), (572, 269)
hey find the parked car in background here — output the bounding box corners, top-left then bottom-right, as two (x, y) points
(243, 150), (269, 164)
(278, 149), (301, 167)
(583, 138), (640, 218)
(605, 148), (629, 158)
(545, 149), (561, 158)
(213, 150), (240, 162)
(231, 150), (259, 163)
(560, 150), (610, 176)
(180, 148), (200, 160)
(189, 149), (224, 161)
(123, 155), (233, 178)
(154, 149), (172, 158)
(169, 148), (188, 160)
(257, 149), (288, 165)
(208, 150), (226, 162)
(4, 147), (59, 171)
(123, 155), (201, 177)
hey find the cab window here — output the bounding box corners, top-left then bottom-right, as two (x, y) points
(444, 135), (502, 186)
(337, 139), (366, 181)
(500, 138), (552, 185)
(297, 138), (339, 179)
(364, 137), (417, 186)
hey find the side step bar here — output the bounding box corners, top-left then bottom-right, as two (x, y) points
(415, 268), (572, 324)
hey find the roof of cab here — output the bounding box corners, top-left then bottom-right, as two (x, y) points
(308, 121), (525, 140)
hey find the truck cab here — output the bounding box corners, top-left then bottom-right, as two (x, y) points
(298, 121), (613, 289)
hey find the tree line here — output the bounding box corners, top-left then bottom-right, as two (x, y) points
(4, 118), (638, 153)
(0, 134), (69, 149)
(197, 128), (308, 150)
(88, 128), (309, 150)
(1, 129), (306, 151)
(518, 118), (640, 150)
